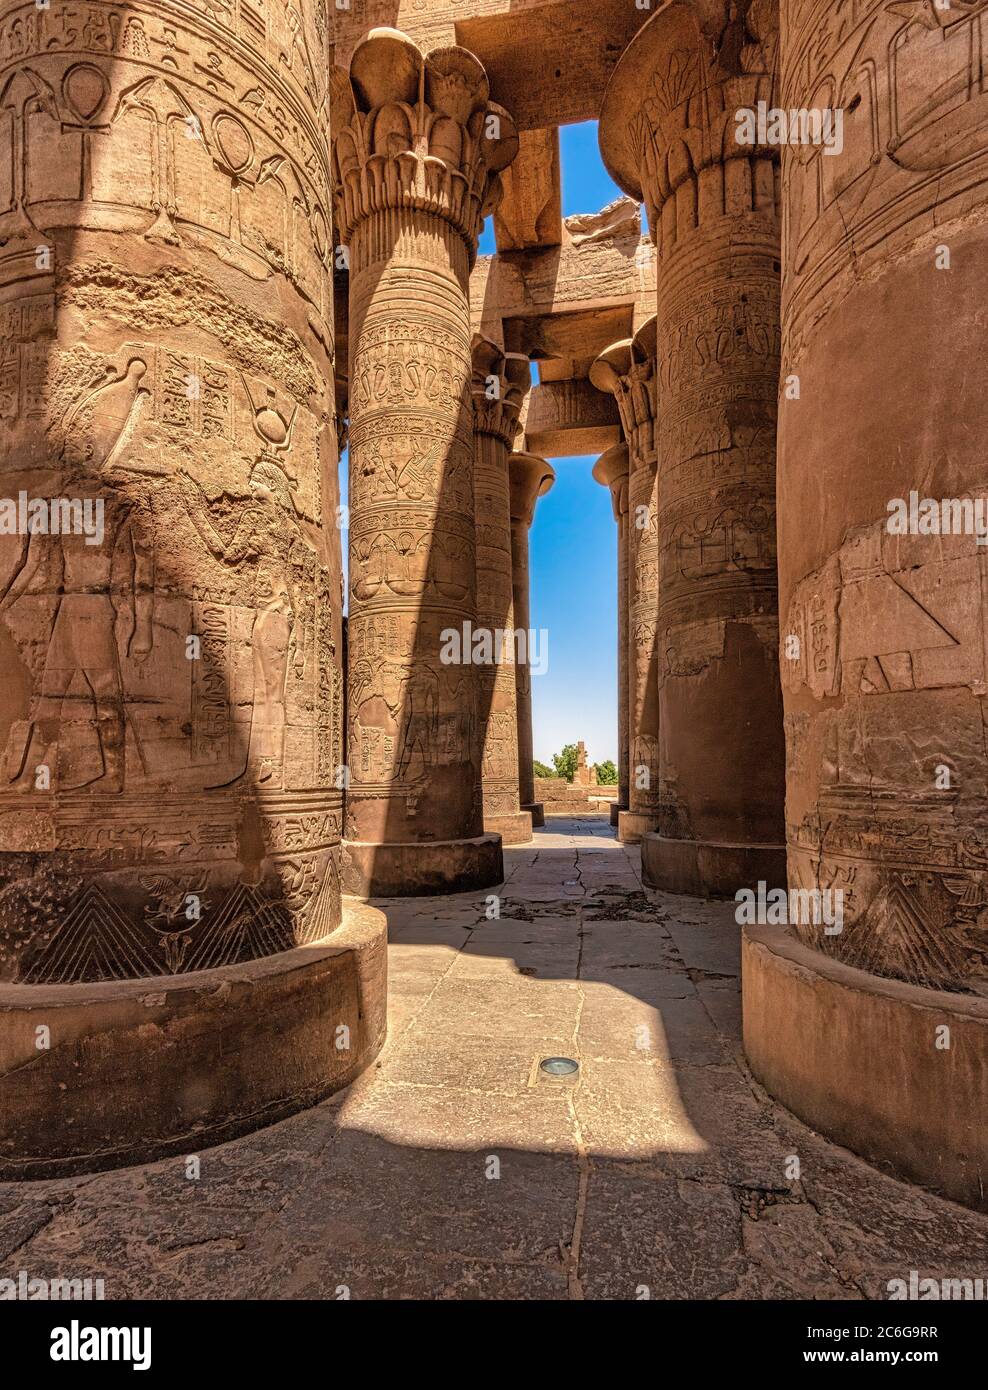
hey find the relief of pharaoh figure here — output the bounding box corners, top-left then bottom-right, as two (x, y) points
(0, 359), (155, 793)
(393, 663), (440, 784)
(177, 452), (307, 786)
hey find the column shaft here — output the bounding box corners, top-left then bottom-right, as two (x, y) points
(590, 327), (660, 844)
(509, 453), (555, 827)
(473, 343), (532, 844)
(743, 0), (988, 1213)
(334, 31), (517, 894)
(593, 444), (630, 825)
(627, 435), (661, 842)
(648, 196), (785, 891)
(599, 0), (786, 890)
(617, 507), (630, 820)
(346, 212), (481, 855)
(0, 0), (386, 1175)
(511, 512), (535, 818)
(776, 1), (988, 990)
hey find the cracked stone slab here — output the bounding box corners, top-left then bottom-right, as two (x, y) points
(578, 1166), (745, 1300)
(266, 1125), (579, 1269)
(0, 1202), (53, 1262)
(578, 989), (731, 1066)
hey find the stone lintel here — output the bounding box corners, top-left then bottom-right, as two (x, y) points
(523, 379), (621, 460)
(471, 215), (653, 343)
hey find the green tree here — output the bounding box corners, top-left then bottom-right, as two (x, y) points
(532, 759), (553, 779)
(595, 759), (617, 785)
(551, 743), (579, 782)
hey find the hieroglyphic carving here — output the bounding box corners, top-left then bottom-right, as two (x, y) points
(784, 516), (988, 988)
(332, 31), (517, 859)
(0, 0), (341, 983)
(590, 321), (660, 835)
(471, 336), (530, 838)
(0, 2), (333, 328)
(508, 451), (555, 819)
(782, 0), (988, 365)
(598, 0), (785, 874)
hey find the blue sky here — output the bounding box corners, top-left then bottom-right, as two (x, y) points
(496, 122), (626, 766)
(341, 122), (627, 767)
(526, 452), (618, 766)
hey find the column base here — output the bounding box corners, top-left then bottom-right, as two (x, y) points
(610, 800), (629, 827)
(522, 802), (545, 829)
(743, 924), (988, 1212)
(342, 833), (504, 897)
(617, 809), (659, 845)
(484, 810), (533, 845)
(641, 833), (786, 897)
(0, 902), (387, 1180)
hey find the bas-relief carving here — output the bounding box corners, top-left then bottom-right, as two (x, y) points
(590, 329), (661, 822)
(348, 645), (477, 794)
(349, 327), (471, 415)
(348, 424), (473, 517)
(0, 352), (343, 981)
(782, 0), (988, 358)
(599, 6), (785, 856)
(658, 293), (781, 400)
(0, 4), (333, 330)
(472, 339), (528, 826)
(624, 0), (778, 233)
(334, 32), (517, 848)
(784, 515), (988, 989)
(0, 0), (341, 984)
(350, 523), (473, 607)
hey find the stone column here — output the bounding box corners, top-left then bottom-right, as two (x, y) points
(471, 337), (533, 845)
(0, 0), (387, 1176)
(592, 444), (630, 827)
(742, 0), (988, 1211)
(508, 452), (555, 828)
(591, 324), (660, 844)
(599, 0), (786, 893)
(333, 30), (518, 895)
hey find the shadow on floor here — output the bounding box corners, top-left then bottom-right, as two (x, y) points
(2, 818), (987, 1299)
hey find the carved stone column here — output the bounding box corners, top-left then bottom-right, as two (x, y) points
(742, 0), (988, 1211)
(592, 443), (630, 827)
(600, 0), (786, 892)
(508, 452), (555, 828)
(0, 0), (387, 1176)
(471, 337), (533, 845)
(591, 323), (659, 845)
(333, 29), (518, 895)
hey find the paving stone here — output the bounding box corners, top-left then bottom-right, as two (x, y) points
(270, 1126), (578, 1267)
(8, 816), (988, 1301)
(578, 1166), (745, 1300)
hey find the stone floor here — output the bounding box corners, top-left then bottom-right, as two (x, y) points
(3, 815), (988, 1300)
